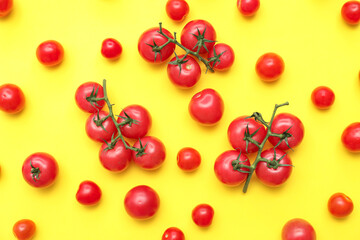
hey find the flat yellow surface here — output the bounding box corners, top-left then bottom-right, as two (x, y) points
(1, 0), (360, 239)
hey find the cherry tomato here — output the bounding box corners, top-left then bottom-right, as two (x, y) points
(132, 136), (166, 170)
(166, 0), (189, 22)
(268, 113), (304, 151)
(99, 140), (132, 172)
(85, 111), (117, 142)
(181, 20), (216, 54)
(101, 38), (122, 60)
(188, 88), (224, 125)
(237, 0), (260, 16)
(162, 227), (185, 240)
(208, 43), (235, 71)
(214, 150), (250, 186)
(0, 0), (12, 17)
(124, 185), (160, 220)
(341, 1), (360, 25)
(36, 40), (64, 67)
(138, 27), (175, 63)
(75, 82), (105, 113)
(22, 153), (59, 188)
(282, 218), (316, 240)
(192, 204), (214, 227)
(255, 53), (284, 82)
(328, 192), (354, 218)
(13, 219), (36, 240)
(341, 122), (360, 152)
(117, 105), (152, 139)
(311, 86), (335, 109)
(76, 180), (102, 206)
(167, 55), (201, 88)
(177, 147), (201, 171)
(0, 84), (25, 114)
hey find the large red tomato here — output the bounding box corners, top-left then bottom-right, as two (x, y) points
(181, 20), (216, 54)
(76, 180), (102, 206)
(282, 218), (316, 240)
(85, 111), (117, 142)
(132, 136), (166, 170)
(36, 40), (64, 67)
(255, 53), (284, 82)
(75, 82), (105, 113)
(167, 55), (201, 88)
(207, 43), (235, 71)
(0, 83), (25, 114)
(328, 192), (354, 218)
(0, 0), (13, 17)
(192, 204), (214, 227)
(13, 219), (36, 240)
(99, 140), (132, 172)
(341, 122), (360, 152)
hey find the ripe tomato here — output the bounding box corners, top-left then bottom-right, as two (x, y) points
(22, 153), (59, 188)
(282, 218), (316, 240)
(181, 20), (216, 54)
(208, 43), (235, 71)
(167, 55), (201, 88)
(132, 136), (166, 170)
(138, 27), (175, 63)
(0, 0), (12, 17)
(162, 227), (185, 240)
(214, 150), (250, 186)
(311, 86), (335, 109)
(36, 40), (64, 67)
(0, 84), (25, 114)
(124, 185), (160, 220)
(177, 147), (201, 171)
(192, 204), (214, 227)
(75, 82), (105, 113)
(328, 193), (354, 218)
(341, 1), (360, 25)
(117, 104), (152, 139)
(76, 180), (102, 206)
(341, 122), (360, 152)
(268, 113), (304, 151)
(255, 52), (284, 82)
(13, 219), (36, 240)
(99, 140), (132, 172)
(166, 0), (189, 22)
(85, 111), (117, 142)
(188, 88), (224, 125)
(101, 38), (122, 60)
(237, 0), (260, 16)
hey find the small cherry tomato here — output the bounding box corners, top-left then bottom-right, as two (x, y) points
(124, 185), (160, 220)
(181, 20), (216, 54)
(132, 136), (166, 170)
(75, 82), (105, 113)
(76, 180), (102, 206)
(189, 88), (224, 125)
(101, 38), (122, 60)
(22, 153), (59, 188)
(311, 86), (335, 109)
(192, 204), (214, 227)
(167, 55), (201, 88)
(0, 0), (12, 17)
(282, 218), (316, 240)
(162, 227), (185, 240)
(36, 40), (64, 67)
(341, 122), (360, 152)
(99, 140), (132, 172)
(85, 111), (117, 142)
(0, 84), (25, 114)
(237, 0), (260, 16)
(208, 43), (235, 71)
(328, 192), (354, 218)
(256, 52), (284, 82)
(13, 219), (36, 240)
(166, 0), (189, 22)
(177, 147), (201, 171)
(341, 1), (360, 25)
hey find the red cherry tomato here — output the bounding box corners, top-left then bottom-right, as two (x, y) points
(117, 105), (152, 139)
(22, 153), (59, 188)
(0, 0), (12, 17)
(192, 204), (214, 227)
(214, 150), (250, 186)
(328, 192), (354, 218)
(101, 38), (122, 60)
(0, 84), (25, 114)
(85, 111), (117, 142)
(177, 147), (201, 171)
(13, 219), (36, 240)
(237, 0), (260, 16)
(99, 140), (132, 172)
(181, 20), (216, 54)
(162, 227), (185, 240)
(282, 218), (316, 240)
(75, 82), (105, 113)
(208, 43), (235, 71)
(167, 55), (201, 88)
(311, 86), (335, 109)
(124, 185), (160, 220)
(166, 0), (189, 22)
(138, 28), (175, 63)
(76, 180), (102, 206)
(341, 122), (360, 152)
(268, 113), (304, 151)
(36, 40), (64, 67)
(341, 1), (360, 25)
(255, 52), (284, 82)
(188, 88), (224, 125)
(132, 136), (166, 170)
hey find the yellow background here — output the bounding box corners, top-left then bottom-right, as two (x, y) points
(0, 0), (360, 239)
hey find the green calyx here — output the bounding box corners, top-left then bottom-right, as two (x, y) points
(30, 161), (41, 182)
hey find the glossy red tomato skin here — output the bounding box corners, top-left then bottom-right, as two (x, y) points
(189, 88), (224, 125)
(101, 38), (122, 60)
(268, 113), (304, 151)
(138, 27), (175, 63)
(85, 111), (117, 142)
(328, 193), (354, 218)
(282, 218), (316, 240)
(13, 219), (36, 240)
(99, 140), (132, 172)
(237, 0), (260, 16)
(167, 55), (201, 88)
(192, 204), (214, 227)
(341, 122), (360, 152)
(75, 82), (105, 113)
(22, 153), (59, 188)
(177, 147), (201, 172)
(311, 86), (335, 109)
(214, 150), (250, 186)
(256, 53), (284, 82)
(162, 227), (185, 240)
(181, 20), (216, 54)
(117, 105), (152, 139)
(166, 0), (189, 22)
(0, 84), (25, 114)
(208, 43), (235, 71)
(124, 185), (160, 220)
(76, 181), (102, 205)
(36, 40), (64, 66)
(0, 0), (12, 17)
(341, 1), (360, 25)
(132, 136), (166, 170)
